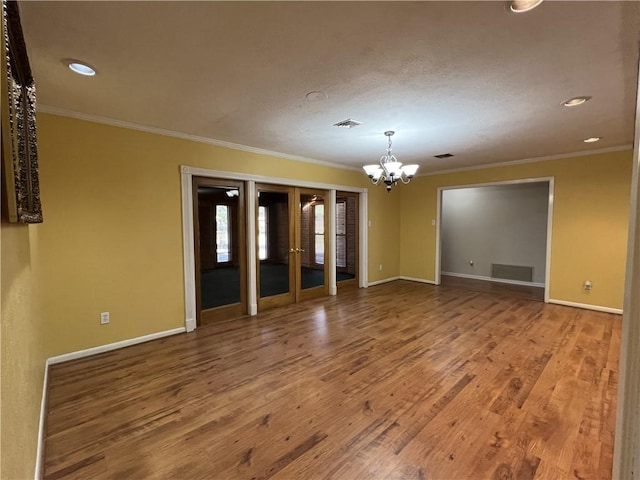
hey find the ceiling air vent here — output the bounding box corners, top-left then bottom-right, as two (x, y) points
(434, 153), (454, 159)
(333, 118), (363, 129)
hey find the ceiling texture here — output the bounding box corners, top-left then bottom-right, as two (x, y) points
(17, 1), (640, 174)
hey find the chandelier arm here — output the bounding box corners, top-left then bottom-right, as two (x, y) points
(400, 176), (412, 185)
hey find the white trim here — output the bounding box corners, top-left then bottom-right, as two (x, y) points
(436, 176), (555, 192)
(328, 190), (337, 296)
(246, 181), (258, 315)
(38, 106), (631, 179)
(399, 276), (437, 285)
(544, 178), (554, 303)
(435, 177), (553, 299)
(613, 52), (640, 480)
(35, 327), (185, 478)
(420, 145), (632, 177)
(181, 166), (368, 325)
(368, 276), (400, 286)
(47, 328), (186, 365)
(185, 318), (196, 333)
(547, 299), (623, 315)
(182, 166), (366, 194)
(435, 190), (442, 285)
(441, 271), (545, 288)
(359, 191), (368, 288)
(37, 105), (360, 173)
(181, 167), (197, 332)
(34, 362), (49, 480)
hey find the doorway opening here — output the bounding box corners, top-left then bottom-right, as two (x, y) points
(256, 184), (329, 311)
(336, 191), (359, 290)
(192, 177), (246, 324)
(436, 178), (554, 302)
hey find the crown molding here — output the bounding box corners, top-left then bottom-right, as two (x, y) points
(419, 145), (633, 177)
(36, 105), (361, 173)
(37, 105), (632, 178)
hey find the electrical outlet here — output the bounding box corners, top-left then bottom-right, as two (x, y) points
(584, 280), (592, 291)
(100, 312), (110, 324)
(379, 264), (383, 271)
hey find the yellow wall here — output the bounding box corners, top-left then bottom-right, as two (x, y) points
(35, 113), (400, 356)
(2, 113), (632, 478)
(1, 221), (46, 479)
(367, 184), (401, 279)
(400, 150), (633, 310)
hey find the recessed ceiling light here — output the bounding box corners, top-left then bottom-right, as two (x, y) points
(563, 96), (591, 107)
(510, 0), (544, 13)
(305, 91), (327, 102)
(68, 61), (96, 76)
(584, 137), (601, 143)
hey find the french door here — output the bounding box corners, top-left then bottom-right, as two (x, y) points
(192, 177), (246, 324)
(256, 184), (329, 311)
(336, 191), (359, 290)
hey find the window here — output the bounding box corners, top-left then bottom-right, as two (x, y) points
(216, 205), (231, 263)
(336, 201), (346, 268)
(314, 204), (324, 264)
(258, 205), (268, 260)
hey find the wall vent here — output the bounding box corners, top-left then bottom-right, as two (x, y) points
(434, 153), (454, 159)
(491, 264), (533, 282)
(333, 118), (363, 129)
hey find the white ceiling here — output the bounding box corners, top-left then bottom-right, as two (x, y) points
(18, 1), (640, 174)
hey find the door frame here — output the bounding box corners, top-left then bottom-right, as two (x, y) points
(435, 176), (554, 303)
(295, 187), (331, 302)
(255, 183), (297, 311)
(255, 185), (330, 311)
(192, 177), (247, 325)
(180, 165), (368, 332)
(335, 191), (360, 290)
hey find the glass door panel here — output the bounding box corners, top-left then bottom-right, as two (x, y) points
(298, 190), (328, 300)
(193, 178), (246, 324)
(256, 186), (330, 311)
(257, 186), (295, 309)
(336, 192), (358, 289)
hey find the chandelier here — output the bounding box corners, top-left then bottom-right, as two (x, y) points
(363, 131), (419, 192)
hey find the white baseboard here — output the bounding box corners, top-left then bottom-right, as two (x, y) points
(399, 276), (437, 285)
(441, 271), (545, 288)
(34, 361), (49, 480)
(48, 327), (186, 365)
(36, 327), (187, 478)
(368, 276), (400, 286)
(368, 276), (438, 287)
(185, 318), (196, 332)
(548, 298), (623, 315)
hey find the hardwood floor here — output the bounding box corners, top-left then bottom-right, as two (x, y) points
(441, 274), (545, 302)
(44, 281), (620, 479)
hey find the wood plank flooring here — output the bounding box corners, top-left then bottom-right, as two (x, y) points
(44, 281), (621, 479)
(440, 274), (545, 302)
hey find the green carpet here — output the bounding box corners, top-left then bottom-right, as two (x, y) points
(201, 264), (356, 308)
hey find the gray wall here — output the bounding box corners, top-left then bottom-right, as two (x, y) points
(441, 182), (549, 284)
